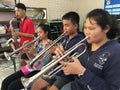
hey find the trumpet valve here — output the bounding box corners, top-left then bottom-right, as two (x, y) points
(42, 74), (51, 79)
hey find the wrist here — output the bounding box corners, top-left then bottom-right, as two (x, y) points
(78, 68), (86, 77)
(33, 52), (37, 56)
(19, 32), (22, 36)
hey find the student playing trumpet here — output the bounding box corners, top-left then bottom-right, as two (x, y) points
(1, 23), (52, 90)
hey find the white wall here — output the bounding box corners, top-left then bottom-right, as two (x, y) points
(20, 0), (78, 21)
(20, 0), (104, 30)
(78, 0), (104, 30)
(2, 0), (104, 30)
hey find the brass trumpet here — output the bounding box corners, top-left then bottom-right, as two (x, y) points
(21, 36), (88, 89)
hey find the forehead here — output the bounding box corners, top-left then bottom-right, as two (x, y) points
(15, 7), (23, 11)
(84, 18), (97, 26)
(37, 27), (43, 31)
(62, 19), (72, 24)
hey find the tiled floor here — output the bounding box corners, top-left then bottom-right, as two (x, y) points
(0, 57), (19, 89)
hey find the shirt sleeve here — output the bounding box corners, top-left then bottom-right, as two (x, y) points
(76, 57), (120, 90)
(24, 18), (35, 34)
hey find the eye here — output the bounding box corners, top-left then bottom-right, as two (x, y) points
(89, 27), (95, 30)
(84, 26), (87, 30)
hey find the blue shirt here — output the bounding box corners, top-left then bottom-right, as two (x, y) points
(71, 40), (120, 90)
(57, 33), (84, 80)
(33, 40), (52, 70)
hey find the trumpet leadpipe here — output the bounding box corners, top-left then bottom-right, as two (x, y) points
(29, 32), (66, 66)
(43, 64), (63, 78)
(43, 47), (87, 78)
(21, 36), (88, 88)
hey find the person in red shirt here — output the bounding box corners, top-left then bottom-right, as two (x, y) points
(12, 3), (35, 66)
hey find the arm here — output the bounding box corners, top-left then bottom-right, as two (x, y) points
(16, 18), (34, 38)
(60, 57), (120, 90)
(12, 31), (34, 37)
(19, 32), (34, 38)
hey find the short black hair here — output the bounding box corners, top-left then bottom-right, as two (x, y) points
(15, 3), (26, 11)
(62, 11), (80, 32)
(62, 11), (80, 25)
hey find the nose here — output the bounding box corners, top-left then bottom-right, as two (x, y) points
(84, 28), (90, 36)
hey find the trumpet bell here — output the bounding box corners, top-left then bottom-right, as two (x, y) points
(21, 77), (30, 89)
(21, 76), (35, 89)
(4, 52), (11, 61)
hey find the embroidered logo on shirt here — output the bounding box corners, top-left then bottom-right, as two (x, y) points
(94, 52), (110, 70)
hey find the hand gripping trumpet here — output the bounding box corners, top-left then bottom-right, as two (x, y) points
(42, 47), (87, 79)
(27, 32), (66, 66)
(20, 32), (66, 76)
(21, 36), (89, 89)
(4, 37), (39, 61)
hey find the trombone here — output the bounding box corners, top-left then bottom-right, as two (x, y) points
(21, 36), (88, 89)
(4, 37), (39, 61)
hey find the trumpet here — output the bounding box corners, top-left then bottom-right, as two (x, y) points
(28, 32), (66, 66)
(21, 36), (88, 89)
(4, 37), (39, 61)
(43, 46), (87, 79)
(20, 32), (66, 75)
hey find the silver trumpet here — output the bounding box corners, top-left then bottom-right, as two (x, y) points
(21, 36), (88, 89)
(20, 32), (66, 76)
(4, 37), (39, 61)
(43, 46), (87, 79)
(28, 32), (66, 66)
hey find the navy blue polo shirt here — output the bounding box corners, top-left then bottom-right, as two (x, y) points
(57, 33), (84, 80)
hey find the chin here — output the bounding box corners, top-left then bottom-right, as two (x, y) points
(16, 16), (20, 19)
(65, 32), (69, 36)
(87, 39), (92, 44)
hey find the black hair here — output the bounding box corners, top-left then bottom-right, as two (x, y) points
(15, 3), (26, 11)
(62, 11), (80, 32)
(38, 23), (52, 39)
(86, 8), (119, 39)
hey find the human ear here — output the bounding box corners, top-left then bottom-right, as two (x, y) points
(104, 25), (110, 33)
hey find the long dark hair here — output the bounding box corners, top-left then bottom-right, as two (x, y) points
(38, 23), (52, 39)
(86, 9), (119, 39)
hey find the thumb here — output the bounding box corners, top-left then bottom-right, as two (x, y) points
(60, 61), (67, 66)
(71, 57), (78, 63)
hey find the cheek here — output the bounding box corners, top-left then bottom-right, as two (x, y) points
(88, 31), (102, 42)
(90, 29), (101, 38)
(38, 33), (42, 37)
(64, 27), (70, 35)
